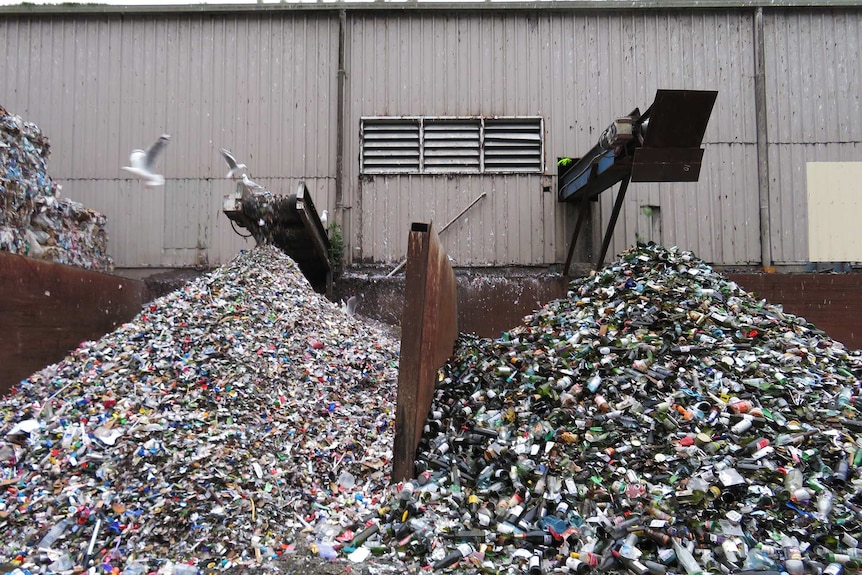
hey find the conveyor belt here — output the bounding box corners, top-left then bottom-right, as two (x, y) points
(223, 182), (332, 296)
(558, 89), (718, 273)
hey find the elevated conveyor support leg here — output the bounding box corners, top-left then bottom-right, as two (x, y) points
(563, 194), (590, 278)
(596, 176), (631, 270)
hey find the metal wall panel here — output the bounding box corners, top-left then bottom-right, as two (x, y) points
(764, 9), (862, 264)
(3, 8), (860, 269)
(766, 143), (862, 264)
(65, 177), (335, 267)
(356, 175), (554, 266)
(0, 13), (339, 268)
(345, 10), (758, 265)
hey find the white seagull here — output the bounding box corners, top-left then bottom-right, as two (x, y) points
(219, 148), (248, 179)
(240, 173), (264, 193)
(320, 210), (328, 230)
(122, 134), (171, 188)
(341, 295), (358, 317)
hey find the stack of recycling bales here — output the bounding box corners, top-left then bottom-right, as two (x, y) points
(0, 245), (400, 573)
(0, 105), (113, 272)
(367, 243), (862, 573)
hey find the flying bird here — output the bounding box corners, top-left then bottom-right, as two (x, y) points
(341, 295), (358, 317)
(219, 148), (248, 179)
(122, 134), (171, 189)
(320, 210), (328, 230)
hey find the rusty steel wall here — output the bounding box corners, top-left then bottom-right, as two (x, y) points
(0, 252), (148, 396)
(393, 222), (458, 481)
(727, 273), (861, 349)
(0, 252), (857, 401)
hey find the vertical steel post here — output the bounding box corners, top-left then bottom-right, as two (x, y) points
(754, 7), (773, 269)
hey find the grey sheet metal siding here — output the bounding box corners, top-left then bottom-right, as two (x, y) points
(4, 7), (858, 269)
(356, 176), (558, 266)
(764, 9), (862, 264)
(344, 11), (759, 266)
(0, 14), (338, 268)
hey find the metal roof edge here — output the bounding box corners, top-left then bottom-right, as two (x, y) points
(1, 0), (861, 15)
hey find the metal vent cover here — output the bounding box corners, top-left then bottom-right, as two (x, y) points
(361, 118), (420, 174)
(361, 116), (543, 175)
(484, 118), (543, 173)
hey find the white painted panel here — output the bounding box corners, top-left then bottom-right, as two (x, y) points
(807, 161), (862, 262)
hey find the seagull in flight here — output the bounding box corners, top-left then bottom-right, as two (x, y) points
(122, 134), (171, 188)
(219, 148), (248, 179)
(341, 295), (358, 317)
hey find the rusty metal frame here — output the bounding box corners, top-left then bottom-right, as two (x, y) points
(392, 221), (458, 482)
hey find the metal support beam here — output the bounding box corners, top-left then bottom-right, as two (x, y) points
(387, 192), (486, 278)
(596, 176), (631, 270)
(754, 7), (773, 270)
(392, 222), (458, 482)
(562, 195), (590, 277)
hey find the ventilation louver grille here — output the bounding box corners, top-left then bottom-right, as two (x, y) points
(424, 119), (481, 173)
(361, 119), (420, 174)
(361, 116), (542, 174)
(484, 118), (543, 173)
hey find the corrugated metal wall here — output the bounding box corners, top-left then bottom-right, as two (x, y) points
(0, 13), (339, 267)
(344, 11), (760, 265)
(354, 175), (555, 266)
(764, 9), (862, 265)
(2, 7), (860, 268)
